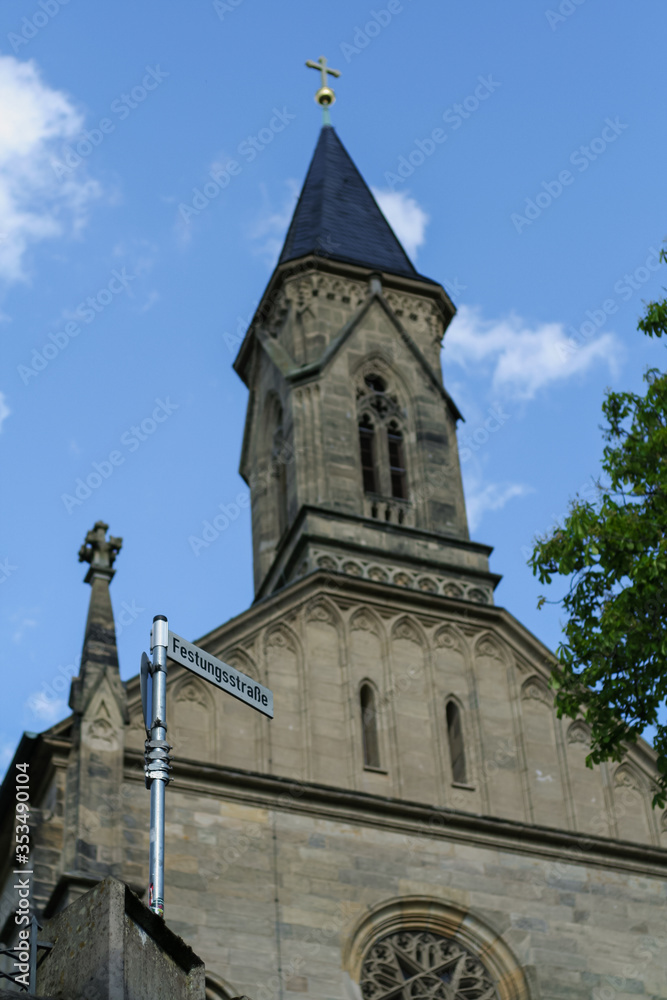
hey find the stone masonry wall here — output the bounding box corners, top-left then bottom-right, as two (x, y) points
(117, 783), (667, 1000)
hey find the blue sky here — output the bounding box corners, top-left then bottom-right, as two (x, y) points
(1, 0), (666, 775)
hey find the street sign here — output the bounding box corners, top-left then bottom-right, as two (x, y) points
(167, 630), (274, 718)
(142, 617), (274, 919)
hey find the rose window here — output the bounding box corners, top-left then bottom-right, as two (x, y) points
(360, 930), (498, 1000)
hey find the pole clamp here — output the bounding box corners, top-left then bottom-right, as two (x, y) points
(144, 738), (172, 789)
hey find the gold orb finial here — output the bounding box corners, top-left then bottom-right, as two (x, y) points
(306, 55), (341, 110)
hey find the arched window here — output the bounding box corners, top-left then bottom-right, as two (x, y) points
(446, 700), (467, 784)
(358, 414), (377, 494)
(387, 422), (407, 500)
(360, 683), (380, 769)
(357, 370), (410, 508)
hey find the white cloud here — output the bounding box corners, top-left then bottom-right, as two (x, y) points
(0, 55), (100, 286)
(465, 480), (533, 531)
(26, 690), (67, 724)
(0, 392), (10, 432)
(12, 616), (37, 643)
(371, 188), (429, 259)
(445, 304), (622, 400)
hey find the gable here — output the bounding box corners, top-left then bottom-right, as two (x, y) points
(317, 292), (463, 422)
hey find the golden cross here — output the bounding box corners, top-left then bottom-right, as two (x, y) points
(306, 55), (341, 89)
(306, 55), (341, 108)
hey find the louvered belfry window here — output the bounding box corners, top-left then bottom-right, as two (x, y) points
(387, 422), (407, 500)
(357, 371), (409, 504)
(359, 415), (377, 494)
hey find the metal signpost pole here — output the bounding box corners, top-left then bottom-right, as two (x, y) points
(144, 614), (171, 918)
(140, 618), (271, 919)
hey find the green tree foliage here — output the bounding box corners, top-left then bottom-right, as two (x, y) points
(530, 254), (667, 807)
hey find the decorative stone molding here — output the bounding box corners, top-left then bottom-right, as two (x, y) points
(434, 626), (465, 653)
(521, 676), (551, 705)
(357, 385), (404, 423)
(613, 764), (646, 794)
(305, 598), (339, 626)
(307, 550), (493, 605)
(384, 291), (443, 340)
(264, 625), (298, 653)
(475, 636), (504, 661)
(88, 702), (116, 748)
(349, 609), (382, 635)
(317, 555), (337, 572)
(341, 896), (530, 1000)
(284, 271), (366, 313)
(392, 618), (423, 644)
(567, 720), (591, 746)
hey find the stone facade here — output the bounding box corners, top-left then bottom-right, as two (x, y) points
(1, 130), (666, 1000)
(126, 576), (663, 839)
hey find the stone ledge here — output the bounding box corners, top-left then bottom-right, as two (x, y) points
(123, 751), (667, 879)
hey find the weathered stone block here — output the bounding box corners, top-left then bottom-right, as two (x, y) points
(37, 877), (204, 1000)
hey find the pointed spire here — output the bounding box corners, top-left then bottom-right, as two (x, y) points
(278, 126), (421, 280)
(62, 522), (128, 889)
(70, 522), (125, 713)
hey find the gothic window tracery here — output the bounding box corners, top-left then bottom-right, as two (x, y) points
(387, 422), (407, 500)
(357, 369), (409, 518)
(360, 930), (498, 1000)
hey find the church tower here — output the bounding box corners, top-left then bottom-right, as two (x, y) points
(235, 123), (498, 607)
(2, 72), (665, 1000)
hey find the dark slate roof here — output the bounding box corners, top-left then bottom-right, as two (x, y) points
(278, 125), (423, 280)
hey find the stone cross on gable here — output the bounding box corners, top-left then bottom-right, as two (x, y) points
(79, 521), (123, 582)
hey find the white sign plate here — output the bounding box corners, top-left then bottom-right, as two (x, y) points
(167, 631), (273, 718)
